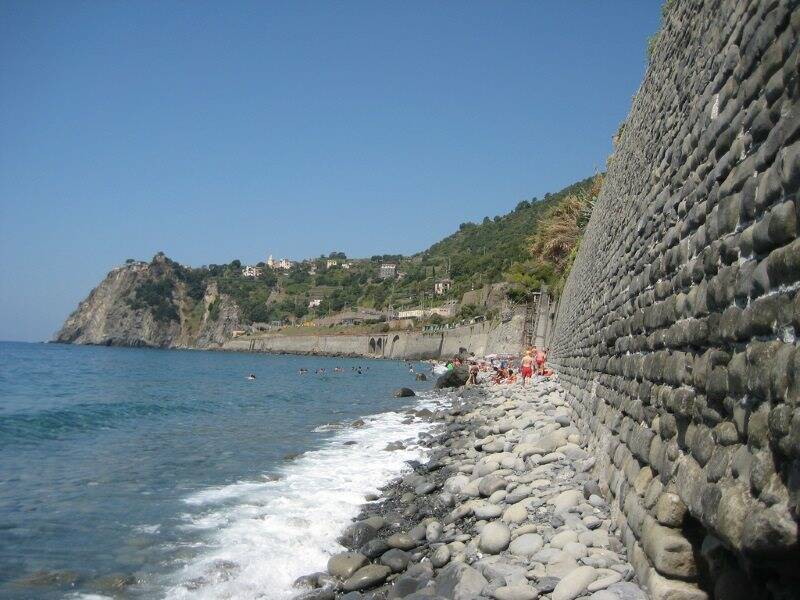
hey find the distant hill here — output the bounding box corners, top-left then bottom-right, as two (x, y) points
(55, 175), (600, 347)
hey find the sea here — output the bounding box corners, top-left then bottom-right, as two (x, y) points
(0, 341), (445, 599)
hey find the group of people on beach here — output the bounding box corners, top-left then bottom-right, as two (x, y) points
(249, 348), (549, 385)
(427, 346), (549, 387)
(520, 346), (549, 386)
(453, 346), (549, 387)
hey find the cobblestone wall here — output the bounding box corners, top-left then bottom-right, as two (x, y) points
(550, 1), (799, 599)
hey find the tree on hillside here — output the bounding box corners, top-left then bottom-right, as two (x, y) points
(527, 173), (604, 294)
(258, 268), (278, 287)
(457, 303), (479, 319)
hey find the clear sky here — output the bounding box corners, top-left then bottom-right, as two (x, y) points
(0, 1), (661, 342)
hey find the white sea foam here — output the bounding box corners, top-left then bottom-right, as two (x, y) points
(163, 393), (449, 599)
(312, 422), (346, 433)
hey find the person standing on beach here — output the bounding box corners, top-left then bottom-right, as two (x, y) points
(520, 350), (534, 386)
(535, 347), (548, 375)
(467, 361), (479, 385)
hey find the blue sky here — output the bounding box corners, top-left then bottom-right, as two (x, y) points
(0, 1), (661, 341)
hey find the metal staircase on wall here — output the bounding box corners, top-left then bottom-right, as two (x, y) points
(521, 292), (541, 349)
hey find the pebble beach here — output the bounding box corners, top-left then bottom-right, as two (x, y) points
(292, 377), (650, 600)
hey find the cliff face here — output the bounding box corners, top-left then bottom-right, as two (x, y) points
(184, 281), (243, 348)
(55, 258), (242, 349)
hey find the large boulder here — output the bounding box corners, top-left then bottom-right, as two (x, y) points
(479, 522), (511, 554)
(339, 522), (378, 548)
(380, 548), (411, 572)
(435, 562), (489, 600)
(550, 490), (583, 514)
(387, 532), (418, 550)
(394, 387), (416, 397)
(508, 533), (544, 557)
(328, 552), (368, 579)
(360, 538), (390, 559)
(552, 566), (598, 600)
(389, 572), (432, 598)
(435, 366), (470, 389)
(342, 564), (391, 592)
(493, 584), (540, 600)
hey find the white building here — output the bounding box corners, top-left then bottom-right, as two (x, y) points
(429, 300), (459, 318)
(242, 265), (263, 278)
(326, 259), (338, 268)
(341, 262), (352, 270)
(398, 300), (458, 320)
(379, 263), (397, 279)
(308, 298), (322, 309)
(434, 279), (453, 295)
(266, 255), (295, 270)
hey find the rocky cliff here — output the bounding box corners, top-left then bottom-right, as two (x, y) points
(55, 256), (242, 348)
(551, 1), (799, 598)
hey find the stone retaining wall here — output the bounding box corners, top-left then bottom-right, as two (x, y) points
(222, 310), (526, 359)
(550, 1), (799, 599)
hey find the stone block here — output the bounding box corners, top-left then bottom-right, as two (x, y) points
(716, 483), (751, 549)
(655, 492), (687, 528)
(646, 568), (709, 600)
(705, 446), (732, 483)
(766, 238), (800, 288)
(640, 517), (697, 579)
(741, 506), (798, 556)
(632, 466), (654, 496)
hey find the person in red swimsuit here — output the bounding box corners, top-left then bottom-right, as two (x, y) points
(535, 347), (548, 375)
(520, 350), (534, 386)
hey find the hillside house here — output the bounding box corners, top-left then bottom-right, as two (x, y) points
(379, 263), (397, 279)
(266, 255), (295, 270)
(434, 278), (452, 295)
(429, 300), (458, 318)
(397, 300), (458, 320)
(398, 308), (425, 319)
(242, 265), (263, 278)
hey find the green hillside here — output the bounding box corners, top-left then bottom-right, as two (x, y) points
(126, 174), (600, 326)
(417, 175), (599, 296)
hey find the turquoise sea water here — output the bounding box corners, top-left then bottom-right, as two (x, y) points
(0, 342), (439, 599)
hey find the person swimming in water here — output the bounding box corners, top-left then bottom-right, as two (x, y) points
(247, 373), (256, 380)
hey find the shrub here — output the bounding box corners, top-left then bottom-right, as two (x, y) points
(527, 174), (604, 295)
(208, 299), (220, 321)
(458, 303), (479, 319)
(127, 278), (179, 322)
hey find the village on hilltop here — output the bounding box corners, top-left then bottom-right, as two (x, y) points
(231, 251), (479, 337)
